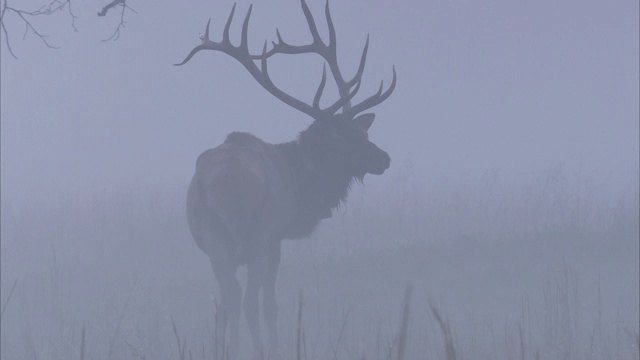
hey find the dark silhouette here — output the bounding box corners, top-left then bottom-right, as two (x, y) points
(177, 0), (396, 356)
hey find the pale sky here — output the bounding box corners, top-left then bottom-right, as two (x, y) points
(2, 0), (638, 203)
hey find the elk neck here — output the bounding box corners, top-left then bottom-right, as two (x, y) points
(276, 139), (356, 218)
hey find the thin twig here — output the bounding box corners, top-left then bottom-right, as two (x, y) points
(397, 285), (413, 360)
(171, 316), (188, 360)
(100, 0), (137, 42)
(430, 302), (457, 360)
(384, 335), (399, 360)
(107, 281), (135, 359)
(97, 0), (123, 17)
(80, 324), (86, 360)
(0, 278), (18, 319)
(331, 307), (351, 360)
(296, 291), (304, 360)
(1, 12), (17, 59)
(0, 0), (77, 57)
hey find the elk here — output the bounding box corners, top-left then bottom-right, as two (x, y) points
(177, 0), (395, 357)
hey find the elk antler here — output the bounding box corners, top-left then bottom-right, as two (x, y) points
(175, 0), (395, 121)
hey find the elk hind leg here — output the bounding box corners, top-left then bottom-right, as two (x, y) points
(210, 257), (241, 358)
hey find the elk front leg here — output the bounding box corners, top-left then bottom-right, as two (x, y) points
(244, 255), (265, 356)
(263, 240), (281, 353)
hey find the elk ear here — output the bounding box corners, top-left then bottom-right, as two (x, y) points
(354, 113), (375, 132)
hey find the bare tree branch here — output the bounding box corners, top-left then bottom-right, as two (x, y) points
(1, 11), (17, 59)
(0, 0), (76, 59)
(100, 0), (137, 42)
(0, 0), (137, 59)
(97, 0), (123, 17)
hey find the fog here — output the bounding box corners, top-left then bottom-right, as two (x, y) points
(1, 0), (638, 359)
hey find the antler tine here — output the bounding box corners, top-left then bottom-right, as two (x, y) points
(325, 0), (336, 50)
(313, 65), (327, 109)
(175, 4), (321, 118)
(250, 0), (355, 97)
(325, 78), (362, 115)
(240, 5), (253, 51)
(174, 19), (214, 66)
(256, 0), (332, 60)
(259, 41), (322, 117)
(223, 4), (237, 44)
(204, 18), (212, 41)
(174, 5), (232, 67)
(176, 1), (394, 120)
(347, 35), (369, 88)
(320, 0), (354, 111)
(345, 66), (396, 118)
(300, 0), (325, 47)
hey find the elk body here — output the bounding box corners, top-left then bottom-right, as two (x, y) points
(177, 1), (395, 357)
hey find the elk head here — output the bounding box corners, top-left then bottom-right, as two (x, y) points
(299, 113), (391, 179)
(175, 0), (396, 179)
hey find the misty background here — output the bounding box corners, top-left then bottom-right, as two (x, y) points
(1, 0), (638, 359)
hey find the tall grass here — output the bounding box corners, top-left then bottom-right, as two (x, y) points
(1, 166), (638, 359)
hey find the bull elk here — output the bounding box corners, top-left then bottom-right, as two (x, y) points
(176, 0), (395, 357)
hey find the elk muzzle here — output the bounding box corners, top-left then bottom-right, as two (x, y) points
(367, 144), (391, 175)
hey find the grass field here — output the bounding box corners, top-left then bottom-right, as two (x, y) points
(1, 167), (638, 359)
